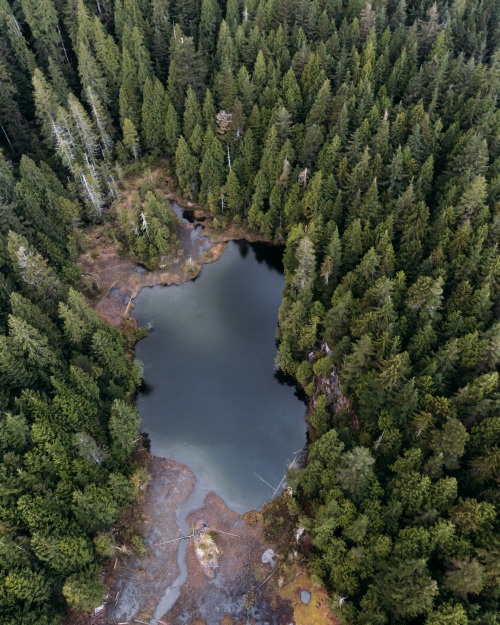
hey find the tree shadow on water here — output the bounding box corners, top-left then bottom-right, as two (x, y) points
(234, 239), (285, 273)
(274, 368), (307, 403)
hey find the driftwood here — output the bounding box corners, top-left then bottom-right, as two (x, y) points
(157, 527), (240, 547)
(272, 455), (299, 498)
(111, 545), (128, 552)
(280, 571), (304, 589)
(257, 564), (280, 590)
(210, 528), (241, 538)
(157, 533), (194, 546)
(253, 472), (275, 490)
(272, 474), (287, 498)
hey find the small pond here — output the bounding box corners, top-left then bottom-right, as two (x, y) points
(132, 232), (307, 513)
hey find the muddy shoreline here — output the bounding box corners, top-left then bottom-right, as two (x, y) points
(78, 212), (228, 329)
(77, 168), (279, 330)
(102, 457), (338, 625)
(106, 457), (195, 623)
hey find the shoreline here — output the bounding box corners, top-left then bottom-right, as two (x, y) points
(103, 456), (338, 625)
(102, 456), (195, 624)
(77, 211), (227, 330)
(78, 193), (279, 331)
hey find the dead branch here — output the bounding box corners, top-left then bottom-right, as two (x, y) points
(253, 472), (275, 490)
(210, 528), (241, 538)
(271, 455), (298, 497)
(280, 571), (304, 589)
(256, 562), (281, 590)
(157, 533), (193, 545)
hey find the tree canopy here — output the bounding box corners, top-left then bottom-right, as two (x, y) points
(0, 0), (499, 623)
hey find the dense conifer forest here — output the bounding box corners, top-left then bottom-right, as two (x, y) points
(0, 0), (499, 623)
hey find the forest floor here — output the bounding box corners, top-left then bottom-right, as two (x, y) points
(77, 165), (271, 329)
(98, 458), (337, 625)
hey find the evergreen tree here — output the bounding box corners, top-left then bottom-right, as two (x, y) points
(165, 102), (180, 155)
(199, 0), (221, 60)
(225, 0), (240, 36)
(109, 399), (140, 460)
(307, 78), (333, 126)
(75, 4), (110, 107)
(202, 88), (216, 129)
(142, 78), (166, 151)
(20, 0), (60, 66)
(32, 69), (60, 146)
(223, 169), (242, 215)
(92, 16), (121, 100)
(199, 133), (225, 205)
(252, 49), (267, 94)
(151, 0), (172, 81)
(7, 231), (65, 306)
(183, 87), (203, 141)
(122, 118), (140, 160)
(293, 236), (316, 292)
(175, 135), (199, 199)
(119, 47), (141, 128)
(167, 29), (206, 109)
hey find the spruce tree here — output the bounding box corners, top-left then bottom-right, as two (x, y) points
(307, 79), (333, 126)
(225, 0), (240, 36)
(199, 0), (221, 60)
(92, 16), (121, 100)
(20, 0), (60, 66)
(164, 102), (180, 155)
(122, 118), (140, 159)
(199, 133), (226, 205)
(119, 46), (141, 128)
(175, 135), (199, 199)
(183, 87), (203, 141)
(224, 169), (242, 215)
(32, 69), (60, 146)
(167, 29), (206, 109)
(151, 0), (172, 81)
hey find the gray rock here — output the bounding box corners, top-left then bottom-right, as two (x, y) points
(261, 548), (277, 565)
(301, 590), (311, 605)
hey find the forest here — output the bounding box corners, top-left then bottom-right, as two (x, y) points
(0, 0), (499, 624)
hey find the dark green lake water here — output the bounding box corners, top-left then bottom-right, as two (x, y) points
(132, 239), (307, 512)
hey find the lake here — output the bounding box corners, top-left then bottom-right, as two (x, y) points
(132, 235), (307, 513)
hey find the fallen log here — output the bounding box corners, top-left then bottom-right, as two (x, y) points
(157, 534), (193, 546)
